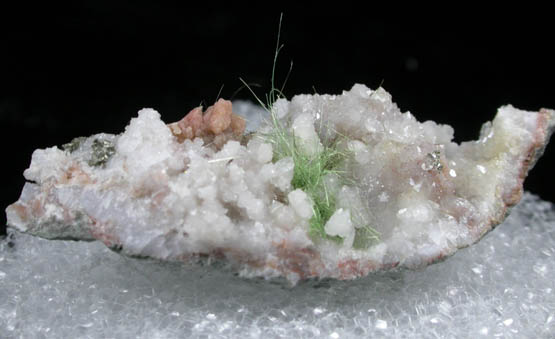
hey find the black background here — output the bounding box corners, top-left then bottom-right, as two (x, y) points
(2, 4), (554, 236)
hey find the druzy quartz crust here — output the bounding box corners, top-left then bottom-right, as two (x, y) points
(6, 84), (554, 284)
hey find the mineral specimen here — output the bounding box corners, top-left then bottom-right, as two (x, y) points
(167, 98), (246, 147)
(5, 84), (554, 284)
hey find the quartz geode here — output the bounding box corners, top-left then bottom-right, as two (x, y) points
(6, 84), (554, 284)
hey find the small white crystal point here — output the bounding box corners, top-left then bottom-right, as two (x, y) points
(291, 112), (322, 156)
(325, 208), (355, 247)
(288, 189), (313, 220)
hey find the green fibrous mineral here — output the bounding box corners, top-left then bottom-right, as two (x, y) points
(88, 138), (116, 167)
(353, 224), (380, 249)
(269, 129), (347, 241)
(265, 117), (379, 247)
(240, 15), (379, 246)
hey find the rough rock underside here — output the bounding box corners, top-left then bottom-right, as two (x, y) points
(6, 84), (555, 284)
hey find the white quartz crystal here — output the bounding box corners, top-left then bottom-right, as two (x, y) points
(291, 112), (323, 156)
(287, 189), (313, 220)
(324, 208), (355, 247)
(6, 84), (555, 284)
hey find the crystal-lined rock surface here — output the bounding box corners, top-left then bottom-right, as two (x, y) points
(5, 84), (555, 284)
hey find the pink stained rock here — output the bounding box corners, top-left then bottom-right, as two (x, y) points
(168, 99), (245, 145)
(205, 99), (232, 135)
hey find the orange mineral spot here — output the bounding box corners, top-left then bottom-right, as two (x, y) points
(168, 99), (246, 146)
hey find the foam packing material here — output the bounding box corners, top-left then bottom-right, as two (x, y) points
(1, 192), (554, 338)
